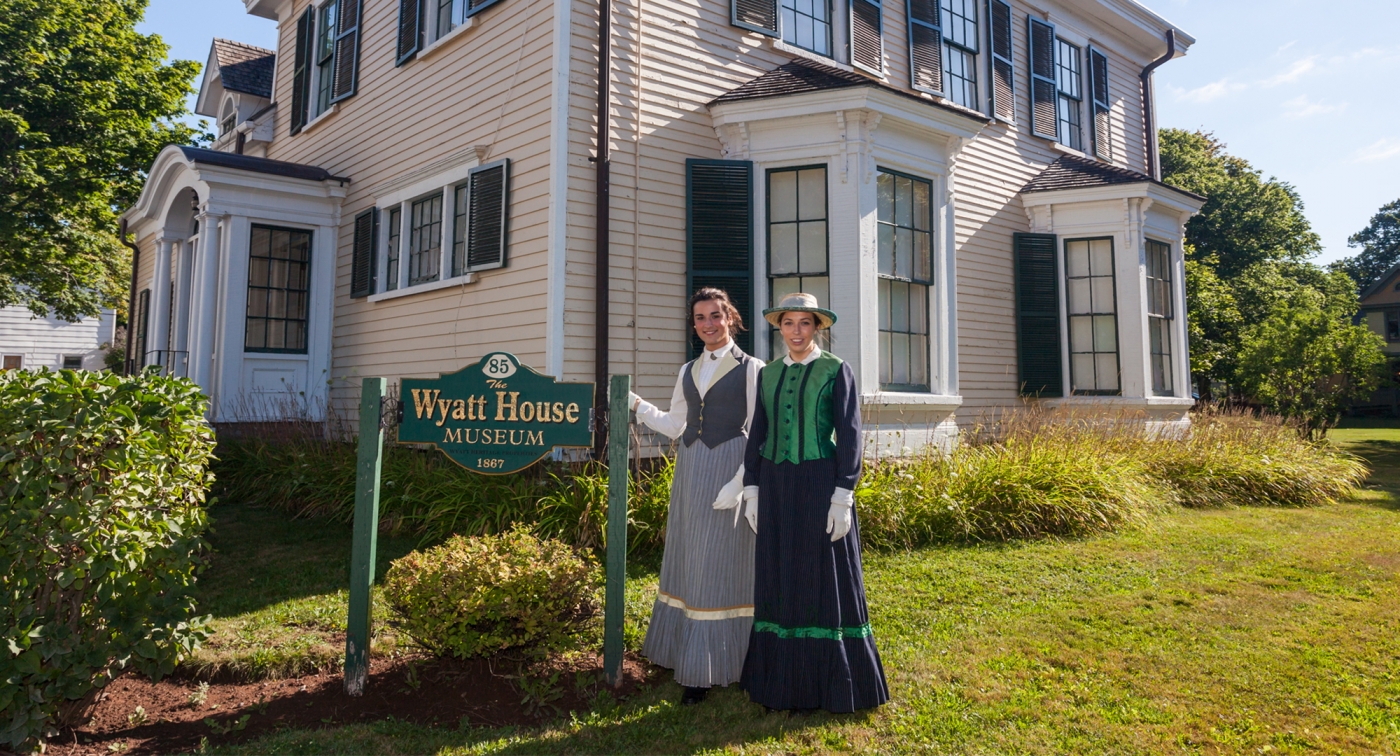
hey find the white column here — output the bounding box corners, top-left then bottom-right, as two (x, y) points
(307, 223), (339, 420)
(147, 238), (173, 369)
(215, 217), (251, 422)
(188, 212), (223, 400)
(172, 239), (194, 375)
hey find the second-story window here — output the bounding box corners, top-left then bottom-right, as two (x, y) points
(316, 1), (339, 116)
(780, 0), (832, 56)
(433, 0), (468, 43)
(409, 194), (443, 286)
(1055, 38), (1083, 151)
(940, 0), (977, 109)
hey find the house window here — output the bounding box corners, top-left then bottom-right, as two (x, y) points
(245, 225), (312, 354)
(219, 101), (237, 137)
(434, 0), (468, 42)
(451, 182), (469, 278)
(877, 169), (934, 391)
(2, 355), (20, 370)
(780, 0), (832, 55)
(1388, 310), (1400, 342)
(1054, 38), (1083, 151)
(62, 355), (84, 370)
(1065, 237), (1118, 394)
(408, 194), (444, 286)
(1146, 239), (1174, 396)
(767, 166), (829, 355)
(940, 0), (977, 109)
(315, 0), (339, 116)
(385, 207), (402, 291)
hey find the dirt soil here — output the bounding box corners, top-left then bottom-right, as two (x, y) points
(45, 652), (656, 755)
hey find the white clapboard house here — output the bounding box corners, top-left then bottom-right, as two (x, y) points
(0, 306), (117, 372)
(121, 0), (1203, 448)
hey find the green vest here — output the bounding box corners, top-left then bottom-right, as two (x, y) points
(760, 351), (844, 465)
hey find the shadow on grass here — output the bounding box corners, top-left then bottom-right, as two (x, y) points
(1332, 438), (1400, 512)
(196, 502), (421, 619)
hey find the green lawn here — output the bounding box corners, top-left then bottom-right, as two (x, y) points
(206, 428), (1400, 755)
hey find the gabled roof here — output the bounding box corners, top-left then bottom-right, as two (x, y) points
(1359, 262), (1400, 303)
(211, 39), (276, 99)
(177, 146), (347, 184)
(709, 60), (989, 124)
(1020, 154), (1205, 202)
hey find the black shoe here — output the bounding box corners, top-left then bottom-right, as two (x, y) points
(680, 686), (709, 705)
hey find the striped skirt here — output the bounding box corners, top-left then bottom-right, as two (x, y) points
(641, 434), (755, 688)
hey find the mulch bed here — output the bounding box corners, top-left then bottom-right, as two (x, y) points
(45, 652), (657, 755)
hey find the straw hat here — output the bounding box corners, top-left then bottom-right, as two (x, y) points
(763, 292), (837, 329)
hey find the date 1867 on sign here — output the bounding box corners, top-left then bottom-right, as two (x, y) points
(398, 353), (595, 474)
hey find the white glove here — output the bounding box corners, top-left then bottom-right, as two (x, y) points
(712, 466), (745, 527)
(627, 391), (643, 411)
(826, 487), (854, 542)
(742, 486), (759, 534)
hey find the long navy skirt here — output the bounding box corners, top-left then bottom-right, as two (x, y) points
(739, 457), (889, 712)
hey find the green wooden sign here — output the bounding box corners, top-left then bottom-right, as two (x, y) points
(398, 353), (594, 475)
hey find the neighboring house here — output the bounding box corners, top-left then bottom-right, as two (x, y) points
(0, 306), (117, 372)
(1352, 264), (1400, 414)
(121, 0), (1203, 447)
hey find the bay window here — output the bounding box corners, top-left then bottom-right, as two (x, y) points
(767, 166), (830, 355)
(1065, 237), (1118, 394)
(877, 170), (934, 391)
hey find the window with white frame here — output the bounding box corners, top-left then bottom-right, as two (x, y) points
(364, 159), (511, 298)
(1054, 38), (1083, 151)
(940, 0), (977, 109)
(408, 194), (443, 286)
(1065, 237), (1118, 394)
(780, 0), (832, 56)
(245, 225), (312, 354)
(433, 0), (470, 44)
(877, 169), (934, 391)
(219, 100), (237, 137)
(767, 166), (829, 355)
(62, 355), (83, 370)
(314, 0), (338, 117)
(1146, 239), (1174, 396)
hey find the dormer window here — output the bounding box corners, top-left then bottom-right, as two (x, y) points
(219, 100), (237, 136)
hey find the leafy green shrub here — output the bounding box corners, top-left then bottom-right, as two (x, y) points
(0, 369), (214, 751)
(382, 527), (597, 659)
(1141, 411), (1368, 508)
(213, 440), (673, 556)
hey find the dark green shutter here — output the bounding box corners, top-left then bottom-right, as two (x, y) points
(1027, 17), (1057, 140)
(397, 0), (423, 66)
(466, 159), (509, 271)
(907, 0), (943, 95)
(851, 0), (884, 75)
(732, 0), (778, 35)
(686, 159), (754, 359)
(331, 0), (363, 102)
(1014, 232), (1063, 396)
(987, 0), (1014, 120)
(350, 208), (378, 298)
(1089, 47), (1111, 160)
(290, 7), (313, 134)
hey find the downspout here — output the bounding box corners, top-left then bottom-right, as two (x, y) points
(593, 0), (612, 457)
(1139, 29), (1175, 180)
(119, 218), (141, 375)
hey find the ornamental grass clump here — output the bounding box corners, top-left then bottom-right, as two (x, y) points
(383, 527), (597, 659)
(0, 369), (214, 752)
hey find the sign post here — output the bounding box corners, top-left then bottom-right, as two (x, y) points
(603, 374), (630, 687)
(345, 377), (385, 696)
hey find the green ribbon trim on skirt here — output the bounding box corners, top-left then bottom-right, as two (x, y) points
(753, 620), (873, 641)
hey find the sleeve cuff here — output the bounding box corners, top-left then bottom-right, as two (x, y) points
(743, 485), (760, 502)
(830, 487), (854, 508)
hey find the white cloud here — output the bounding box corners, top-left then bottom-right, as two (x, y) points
(1353, 138), (1400, 163)
(1281, 95), (1343, 119)
(1176, 79), (1246, 104)
(1262, 56), (1318, 87)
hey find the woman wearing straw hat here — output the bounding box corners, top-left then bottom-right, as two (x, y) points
(739, 292), (889, 713)
(628, 287), (763, 706)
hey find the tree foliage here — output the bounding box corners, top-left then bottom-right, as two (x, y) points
(0, 0), (202, 321)
(1333, 199), (1400, 292)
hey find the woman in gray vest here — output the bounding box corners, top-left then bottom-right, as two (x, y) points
(629, 287), (762, 705)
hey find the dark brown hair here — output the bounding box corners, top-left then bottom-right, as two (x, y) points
(688, 287), (747, 337)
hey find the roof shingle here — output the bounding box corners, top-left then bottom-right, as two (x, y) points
(177, 146), (346, 183)
(709, 60), (988, 124)
(1020, 154), (1205, 201)
(212, 39), (275, 99)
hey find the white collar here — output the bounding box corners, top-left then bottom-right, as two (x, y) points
(701, 338), (734, 361)
(783, 344), (822, 366)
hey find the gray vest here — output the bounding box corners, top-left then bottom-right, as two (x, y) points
(681, 348), (754, 449)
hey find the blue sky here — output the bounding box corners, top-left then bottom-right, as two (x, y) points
(138, 0), (1397, 265)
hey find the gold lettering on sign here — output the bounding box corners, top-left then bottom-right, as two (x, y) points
(451, 400), (467, 420)
(495, 391), (521, 421)
(444, 428), (461, 443)
(463, 428), (479, 444)
(566, 402), (580, 423)
(527, 430), (544, 445)
(495, 429), (508, 445)
(412, 389), (441, 419)
(552, 402), (564, 422)
(536, 402), (552, 422)
(519, 401), (535, 422)
(435, 398), (451, 427)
